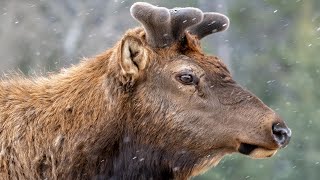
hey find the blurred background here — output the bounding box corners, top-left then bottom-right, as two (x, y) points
(0, 0), (319, 179)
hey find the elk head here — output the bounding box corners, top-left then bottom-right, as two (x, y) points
(114, 2), (291, 177)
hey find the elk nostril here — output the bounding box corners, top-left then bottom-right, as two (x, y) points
(272, 123), (291, 147)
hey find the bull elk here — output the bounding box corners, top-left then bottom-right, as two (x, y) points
(0, 2), (291, 180)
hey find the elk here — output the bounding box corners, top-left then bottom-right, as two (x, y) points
(0, 2), (291, 180)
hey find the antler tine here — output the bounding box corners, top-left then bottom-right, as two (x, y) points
(130, 2), (203, 48)
(130, 2), (171, 48)
(187, 12), (230, 39)
(169, 7), (203, 41)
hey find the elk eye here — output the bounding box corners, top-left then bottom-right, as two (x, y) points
(176, 73), (198, 85)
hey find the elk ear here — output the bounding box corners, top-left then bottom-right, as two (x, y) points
(119, 37), (148, 82)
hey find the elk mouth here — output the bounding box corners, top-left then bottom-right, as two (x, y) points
(238, 143), (258, 155)
(238, 143), (277, 159)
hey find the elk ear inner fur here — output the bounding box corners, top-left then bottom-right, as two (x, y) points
(119, 37), (148, 82)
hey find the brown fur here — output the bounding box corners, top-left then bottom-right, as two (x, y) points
(0, 11), (290, 180)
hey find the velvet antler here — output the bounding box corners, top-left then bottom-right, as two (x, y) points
(130, 2), (230, 47)
(187, 12), (229, 39)
(130, 2), (203, 48)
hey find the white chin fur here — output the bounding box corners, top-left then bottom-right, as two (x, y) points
(249, 148), (277, 159)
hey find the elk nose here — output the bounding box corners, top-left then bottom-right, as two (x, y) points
(272, 123), (291, 148)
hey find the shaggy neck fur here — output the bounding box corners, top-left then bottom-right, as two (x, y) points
(0, 33), (206, 179)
